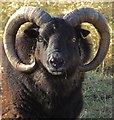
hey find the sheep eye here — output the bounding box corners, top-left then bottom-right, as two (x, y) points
(72, 38), (76, 43)
(38, 35), (44, 42)
(38, 36), (48, 45)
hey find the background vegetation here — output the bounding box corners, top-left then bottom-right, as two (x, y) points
(1, 1), (113, 118)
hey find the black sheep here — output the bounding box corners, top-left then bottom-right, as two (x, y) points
(2, 6), (110, 119)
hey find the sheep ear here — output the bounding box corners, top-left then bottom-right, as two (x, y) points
(74, 25), (90, 38)
(24, 28), (39, 38)
(80, 29), (90, 38)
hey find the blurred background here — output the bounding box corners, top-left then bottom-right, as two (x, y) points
(0, 1), (114, 118)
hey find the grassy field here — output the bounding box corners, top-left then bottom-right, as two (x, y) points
(80, 71), (113, 118)
(1, 1), (114, 119)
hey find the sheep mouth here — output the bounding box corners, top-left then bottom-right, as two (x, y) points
(50, 71), (63, 75)
(49, 68), (65, 75)
(46, 66), (65, 75)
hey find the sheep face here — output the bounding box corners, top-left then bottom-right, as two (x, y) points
(27, 18), (82, 75)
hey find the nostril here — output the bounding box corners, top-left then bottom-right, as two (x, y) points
(58, 59), (64, 66)
(50, 58), (56, 67)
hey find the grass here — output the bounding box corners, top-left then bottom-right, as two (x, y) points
(0, 1), (113, 119)
(80, 71), (113, 118)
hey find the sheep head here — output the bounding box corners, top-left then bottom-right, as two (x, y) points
(4, 6), (110, 75)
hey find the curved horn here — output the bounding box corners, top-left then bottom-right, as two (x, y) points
(4, 6), (52, 72)
(64, 7), (110, 72)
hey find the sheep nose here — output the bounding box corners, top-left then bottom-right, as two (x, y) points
(49, 53), (64, 69)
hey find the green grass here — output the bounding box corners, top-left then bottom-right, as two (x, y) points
(80, 71), (113, 118)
